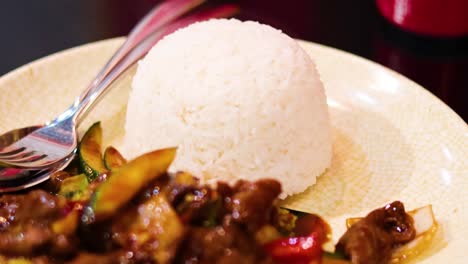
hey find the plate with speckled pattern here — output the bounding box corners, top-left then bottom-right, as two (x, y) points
(0, 38), (466, 263)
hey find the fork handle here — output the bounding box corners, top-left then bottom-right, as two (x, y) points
(66, 0), (206, 125)
(70, 1), (239, 126)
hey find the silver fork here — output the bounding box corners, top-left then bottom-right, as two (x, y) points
(0, 0), (235, 169)
(0, 2), (238, 192)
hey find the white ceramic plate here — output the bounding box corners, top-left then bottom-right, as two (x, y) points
(0, 38), (466, 263)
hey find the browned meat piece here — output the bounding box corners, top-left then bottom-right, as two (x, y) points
(66, 253), (117, 264)
(0, 175), (300, 264)
(173, 179), (281, 264)
(335, 201), (416, 264)
(77, 221), (116, 252)
(165, 183), (195, 205)
(111, 194), (185, 264)
(174, 221), (273, 264)
(0, 190), (77, 257)
(228, 179), (281, 232)
(66, 251), (156, 264)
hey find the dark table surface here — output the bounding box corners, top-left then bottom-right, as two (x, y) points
(1, 0), (467, 121)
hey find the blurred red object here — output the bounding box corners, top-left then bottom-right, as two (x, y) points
(376, 0), (468, 37)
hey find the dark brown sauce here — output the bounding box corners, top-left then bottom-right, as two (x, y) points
(0, 173), (416, 264)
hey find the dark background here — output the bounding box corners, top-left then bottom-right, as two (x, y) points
(1, 0), (467, 121)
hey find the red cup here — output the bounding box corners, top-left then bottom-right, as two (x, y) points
(376, 0), (468, 37)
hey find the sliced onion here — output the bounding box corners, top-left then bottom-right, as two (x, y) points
(410, 205), (437, 236)
(345, 217), (361, 228)
(390, 205), (438, 263)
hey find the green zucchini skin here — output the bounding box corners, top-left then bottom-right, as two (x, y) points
(103, 146), (127, 171)
(58, 174), (90, 201)
(83, 147), (177, 223)
(78, 122), (107, 181)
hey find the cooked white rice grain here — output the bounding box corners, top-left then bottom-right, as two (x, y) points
(123, 19), (332, 198)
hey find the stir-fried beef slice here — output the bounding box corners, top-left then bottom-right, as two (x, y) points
(1, 176), (422, 264)
(172, 179), (281, 264)
(174, 220), (273, 264)
(66, 251), (156, 264)
(78, 221), (116, 252)
(165, 182), (196, 206)
(66, 252), (117, 264)
(336, 201), (416, 264)
(0, 190), (77, 257)
(111, 194), (185, 264)
(380, 201), (416, 244)
(227, 179), (281, 232)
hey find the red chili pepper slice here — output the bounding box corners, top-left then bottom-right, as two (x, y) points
(294, 214), (330, 240)
(263, 231), (323, 264)
(62, 200), (85, 216)
(265, 213), (331, 264)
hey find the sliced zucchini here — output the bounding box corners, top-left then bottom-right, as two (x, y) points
(83, 148), (177, 223)
(78, 122), (107, 181)
(103, 146), (127, 171)
(58, 174), (90, 201)
(173, 171), (198, 185)
(51, 210), (80, 236)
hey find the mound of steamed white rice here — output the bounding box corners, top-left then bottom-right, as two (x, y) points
(123, 19), (332, 198)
